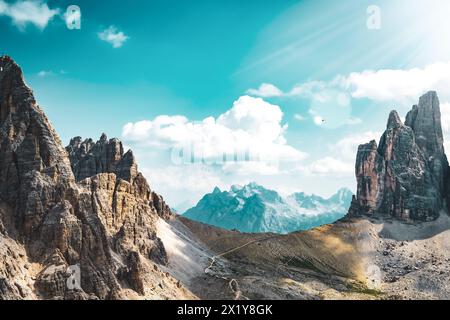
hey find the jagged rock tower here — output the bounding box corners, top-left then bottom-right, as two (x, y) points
(348, 91), (449, 221)
(0, 56), (187, 299)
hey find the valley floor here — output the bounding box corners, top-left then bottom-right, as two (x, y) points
(374, 214), (450, 299)
(158, 214), (450, 300)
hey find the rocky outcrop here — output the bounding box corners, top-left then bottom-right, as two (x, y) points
(66, 134), (141, 183)
(0, 56), (188, 300)
(405, 92), (448, 193)
(349, 91), (448, 221)
(66, 134), (173, 220)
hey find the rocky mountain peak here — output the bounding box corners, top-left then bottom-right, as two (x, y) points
(0, 56), (34, 117)
(0, 56), (75, 204)
(405, 91), (444, 156)
(117, 149), (138, 182)
(65, 133), (172, 217)
(387, 110), (403, 129)
(349, 91), (448, 221)
(66, 134), (126, 182)
(0, 57), (180, 300)
(331, 188), (354, 202)
(0, 55), (24, 82)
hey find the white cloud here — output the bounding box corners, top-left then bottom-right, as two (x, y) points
(249, 61), (450, 108)
(346, 117), (362, 125)
(299, 157), (353, 175)
(37, 70), (53, 77)
(286, 61), (450, 105)
(0, 0), (59, 30)
(142, 164), (228, 211)
(288, 80), (327, 97)
(247, 82), (360, 128)
(331, 131), (381, 161)
(143, 165), (225, 194)
(221, 161), (280, 176)
(98, 26), (129, 48)
(246, 81), (327, 98)
(297, 131), (380, 176)
(245, 62), (450, 132)
(122, 95), (307, 172)
(246, 83), (284, 98)
(294, 114), (305, 121)
(340, 62), (450, 102)
(37, 69), (67, 77)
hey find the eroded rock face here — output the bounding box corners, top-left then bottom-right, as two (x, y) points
(66, 134), (142, 184)
(405, 92), (448, 193)
(0, 56), (186, 300)
(348, 140), (383, 216)
(349, 92), (448, 221)
(66, 134), (173, 220)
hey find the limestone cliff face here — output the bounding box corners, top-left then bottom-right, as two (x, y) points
(348, 140), (383, 216)
(0, 56), (188, 300)
(349, 91), (448, 221)
(66, 134), (173, 220)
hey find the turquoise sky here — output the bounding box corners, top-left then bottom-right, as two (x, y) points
(2, 0), (450, 209)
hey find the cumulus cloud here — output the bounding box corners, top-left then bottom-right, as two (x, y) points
(288, 80), (327, 97)
(221, 161), (281, 176)
(298, 131), (380, 176)
(246, 81), (328, 98)
(246, 83), (284, 98)
(331, 131), (381, 161)
(141, 164), (229, 211)
(143, 165), (225, 194)
(122, 96), (307, 170)
(98, 26), (129, 48)
(288, 61), (450, 104)
(247, 82), (359, 128)
(0, 0), (59, 30)
(340, 62), (450, 102)
(300, 157), (353, 175)
(249, 61), (450, 109)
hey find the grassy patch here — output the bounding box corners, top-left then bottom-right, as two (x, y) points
(281, 257), (325, 275)
(346, 282), (383, 297)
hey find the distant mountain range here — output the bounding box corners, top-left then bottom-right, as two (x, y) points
(183, 183), (353, 234)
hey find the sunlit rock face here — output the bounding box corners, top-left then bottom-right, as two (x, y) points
(348, 91), (448, 221)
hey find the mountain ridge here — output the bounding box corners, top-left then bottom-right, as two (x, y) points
(2, 55), (450, 300)
(184, 183), (353, 234)
(0, 56), (192, 300)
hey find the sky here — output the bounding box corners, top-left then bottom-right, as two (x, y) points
(2, 0), (450, 211)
